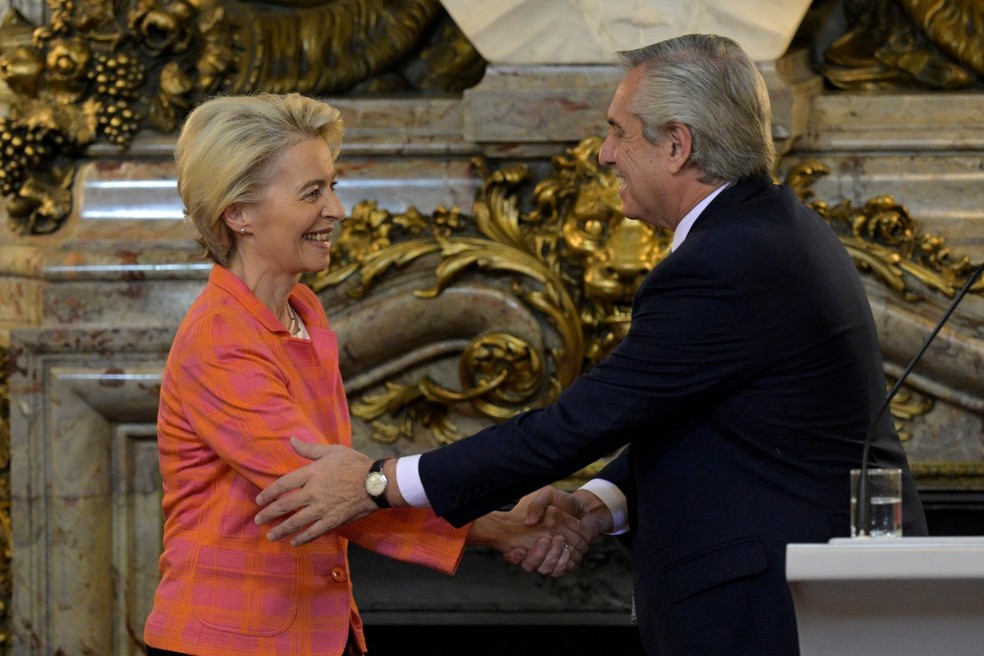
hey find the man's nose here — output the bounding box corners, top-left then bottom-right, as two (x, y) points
(598, 134), (615, 166)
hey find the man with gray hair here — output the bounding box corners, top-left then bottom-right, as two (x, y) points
(255, 34), (927, 655)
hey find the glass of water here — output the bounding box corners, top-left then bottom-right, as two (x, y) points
(850, 467), (903, 538)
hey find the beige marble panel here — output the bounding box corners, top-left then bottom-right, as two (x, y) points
(113, 423), (163, 656)
(802, 94), (984, 150)
(8, 328), (171, 655)
(462, 65), (618, 148)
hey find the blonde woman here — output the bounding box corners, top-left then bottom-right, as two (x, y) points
(144, 93), (587, 656)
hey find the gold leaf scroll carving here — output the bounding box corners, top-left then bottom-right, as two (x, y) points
(306, 136), (671, 448)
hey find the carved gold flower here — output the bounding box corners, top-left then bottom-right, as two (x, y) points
(128, 0), (195, 56)
(43, 39), (91, 102)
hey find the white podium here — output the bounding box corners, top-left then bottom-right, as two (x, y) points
(786, 538), (984, 656)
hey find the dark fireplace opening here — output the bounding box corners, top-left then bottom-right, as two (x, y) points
(363, 623), (646, 655)
(922, 490), (984, 536)
(350, 540), (641, 655)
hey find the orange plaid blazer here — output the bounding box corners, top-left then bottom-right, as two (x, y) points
(144, 266), (468, 655)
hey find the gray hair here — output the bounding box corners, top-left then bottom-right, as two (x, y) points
(616, 34), (775, 183)
(174, 92), (344, 266)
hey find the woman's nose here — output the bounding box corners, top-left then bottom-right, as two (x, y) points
(323, 193), (346, 220)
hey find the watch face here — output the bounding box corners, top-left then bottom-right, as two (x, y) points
(366, 472), (387, 497)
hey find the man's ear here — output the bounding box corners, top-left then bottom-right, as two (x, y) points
(664, 122), (693, 173)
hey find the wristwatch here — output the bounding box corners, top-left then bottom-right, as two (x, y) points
(365, 458), (390, 508)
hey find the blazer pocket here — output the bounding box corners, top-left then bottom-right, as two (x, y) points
(192, 546), (300, 635)
(661, 537), (768, 604)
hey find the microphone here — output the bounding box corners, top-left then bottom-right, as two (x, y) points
(855, 259), (984, 536)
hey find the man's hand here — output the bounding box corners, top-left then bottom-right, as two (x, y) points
(513, 486), (612, 574)
(469, 486), (599, 578)
(255, 437), (375, 546)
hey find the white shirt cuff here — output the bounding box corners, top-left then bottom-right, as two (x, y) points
(579, 478), (630, 535)
(395, 454), (431, 508)
(397, 455), (629, 533)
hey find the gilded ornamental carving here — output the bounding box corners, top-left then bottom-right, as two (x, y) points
(307, 137), (671, 450)
(0, 0), (483, 233)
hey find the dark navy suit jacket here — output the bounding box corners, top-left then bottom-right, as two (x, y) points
(418, 176), (927, 655)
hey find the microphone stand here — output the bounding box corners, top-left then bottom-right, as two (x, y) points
(855, 259), (984, 537)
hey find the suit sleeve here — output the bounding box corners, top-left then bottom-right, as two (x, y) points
(419, 228), (781, 526)
(596, 447), (634, 506)
(594, 448), (636, 543)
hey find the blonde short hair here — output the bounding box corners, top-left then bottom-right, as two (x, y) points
(175, 93), (344, 265)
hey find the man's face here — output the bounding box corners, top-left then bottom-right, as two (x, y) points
(598, 66), (676, 231)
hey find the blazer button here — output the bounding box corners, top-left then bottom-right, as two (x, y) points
(330, 566), (348, 582)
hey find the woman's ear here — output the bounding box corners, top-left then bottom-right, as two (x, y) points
(222, 203), (248, 235)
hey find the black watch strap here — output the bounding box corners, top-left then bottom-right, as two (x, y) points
(366, 458), (391, 508)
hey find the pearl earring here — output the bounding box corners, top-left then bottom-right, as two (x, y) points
(240, 227), (246, 233)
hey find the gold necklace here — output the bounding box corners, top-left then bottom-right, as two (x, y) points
(286, 303), (300, 336)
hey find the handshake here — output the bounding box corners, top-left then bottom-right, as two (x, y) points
(253, 438), (614, 578)
(467, 486), (614, 578)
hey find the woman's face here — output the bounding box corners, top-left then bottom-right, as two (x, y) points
(232, 136), (345, 277)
